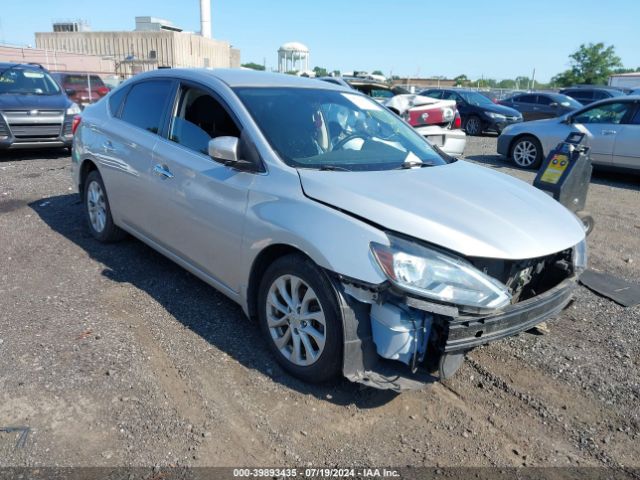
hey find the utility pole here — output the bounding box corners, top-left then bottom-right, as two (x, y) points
(531, 68), (536, 90)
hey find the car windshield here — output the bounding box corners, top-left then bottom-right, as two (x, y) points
(234, 87), (449, 171)
(0, 66), (61, 95)
(457, 91), (495, 106)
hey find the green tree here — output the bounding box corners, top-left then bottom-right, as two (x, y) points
(372, 70), (385, 76)
(313, 66), (328, 77)
(241, 62), (265, 71)
(551, 42), (622, 86)
(453, 74), (469, 86)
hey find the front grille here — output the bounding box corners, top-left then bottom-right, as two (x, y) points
(470, 249), (573, 304)
(3, 109), (64, 119)
(10, 124), (62, 138)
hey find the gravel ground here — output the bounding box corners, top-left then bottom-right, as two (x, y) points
(0, 138), (638, 470)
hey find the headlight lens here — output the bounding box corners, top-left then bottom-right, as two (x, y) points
(486, 112), (506, 120)
(573, 238), (588, 274)
(371, 235), (511, 310)
(66, 103), (81, 115)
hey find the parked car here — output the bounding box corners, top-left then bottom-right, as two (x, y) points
(73, 69), (586, 389)
(51, 72), (110, 109)
(420, 88), (523, 135)
(0, 63), (80, 151)
(320, 77), (466, 157)
(384, 94), (466, 157)
(319, 76), (408, 101)
(500, 92), (582, 121)
(559, 86), (626, 105)
(498, 96), (640, 171)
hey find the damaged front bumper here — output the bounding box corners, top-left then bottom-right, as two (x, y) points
(335, 275), (577, 391)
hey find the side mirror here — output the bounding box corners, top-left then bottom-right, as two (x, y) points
(65, 88), (76, 96)
(208, 136), (255, 171)
(562, 116), (572, 125)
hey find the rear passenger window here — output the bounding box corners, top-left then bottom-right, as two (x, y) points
(168, 85), (240, 155)
(108, 86), (129, 116)
(536, 96), (552, 105)
(593, 91), (608, 100)
(121, 80), (174, 134)
(630, 107), (640, 125)
(518, 95), (537, 104)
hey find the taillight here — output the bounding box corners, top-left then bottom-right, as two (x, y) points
(96, 86), (110, 96)
(71, 115), (81, 135)
(453, 111), (462, 129)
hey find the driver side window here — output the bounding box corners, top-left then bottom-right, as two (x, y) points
(573, 102), (630, 125)
(168, 85), (240, 155)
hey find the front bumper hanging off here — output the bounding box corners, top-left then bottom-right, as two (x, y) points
(333, 276), (577, 392)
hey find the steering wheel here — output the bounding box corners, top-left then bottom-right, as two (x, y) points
(332, 133), (369, 151)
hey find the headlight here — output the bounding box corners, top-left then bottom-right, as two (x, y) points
(486, 112), (506, 121)
(66, 103), (81, 115)
(370, 235), (511, 310)
(572, 238), (588, 274)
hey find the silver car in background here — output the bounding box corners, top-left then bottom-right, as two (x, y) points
(498, 96), (640, 171)
(72, 69), (586, 390)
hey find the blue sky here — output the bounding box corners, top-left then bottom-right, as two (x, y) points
(1, 0), (638, 82)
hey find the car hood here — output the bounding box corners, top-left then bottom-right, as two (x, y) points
(298, 160), (584, 260)
(0, 93), (71, 110)
(484, 103), (521, 117)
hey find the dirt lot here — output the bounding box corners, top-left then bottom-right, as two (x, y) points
(0, 137), (639, 470)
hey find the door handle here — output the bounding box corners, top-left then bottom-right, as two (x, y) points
(153, 164), (174, 179)
(602, 129), (617, 136)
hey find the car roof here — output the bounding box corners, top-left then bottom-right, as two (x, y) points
(132, 68), (345, 90)
(0, 62), (46, 72)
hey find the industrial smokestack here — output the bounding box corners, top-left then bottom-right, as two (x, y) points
(200, 0), (211, 38)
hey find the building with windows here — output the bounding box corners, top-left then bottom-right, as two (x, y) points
(35, 16), (240, 78)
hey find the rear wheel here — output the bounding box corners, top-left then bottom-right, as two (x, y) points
(84, 170), (126, 242)
(257, 254), (343, 383)
(511, 135), (543, 169)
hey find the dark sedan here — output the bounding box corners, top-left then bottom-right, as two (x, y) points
(420, 88), (522, 135)
(559, 87), (626, 105)
(500, 92), (582, 121)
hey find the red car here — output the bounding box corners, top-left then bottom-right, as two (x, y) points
(52, 72), (110, 109)
(385, 94), (466, 157)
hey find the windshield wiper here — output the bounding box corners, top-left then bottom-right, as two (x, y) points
(318, 165), (351, 172)
(395, 159), (435, 170)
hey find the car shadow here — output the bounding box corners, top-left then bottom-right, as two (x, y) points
(0, 149), (70, 162)
(29, 193), (404, 408)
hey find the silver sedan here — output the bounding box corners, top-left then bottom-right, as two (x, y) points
(72, 69), (586, 390)
(498, 96), (640, 171)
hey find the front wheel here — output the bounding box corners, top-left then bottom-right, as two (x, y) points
(257, 254), (343, 383)
(464, 115), (483, 136)
(510, 135), (543, 169)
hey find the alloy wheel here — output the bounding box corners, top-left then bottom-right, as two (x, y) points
(266, 274), (326, 367)
(86, 180), (107, 233)
(512, 140), (538, 167)
(465, 117), (481, 135)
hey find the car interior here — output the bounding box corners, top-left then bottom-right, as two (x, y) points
(169, 86), (240, 155)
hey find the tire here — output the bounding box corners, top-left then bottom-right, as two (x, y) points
(510, 135), (543, 169)
(577, 211), (595, 236)
(257, 254), (343, 383)
(83, 170), (126, 242)
(464, 115), (483, 136)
